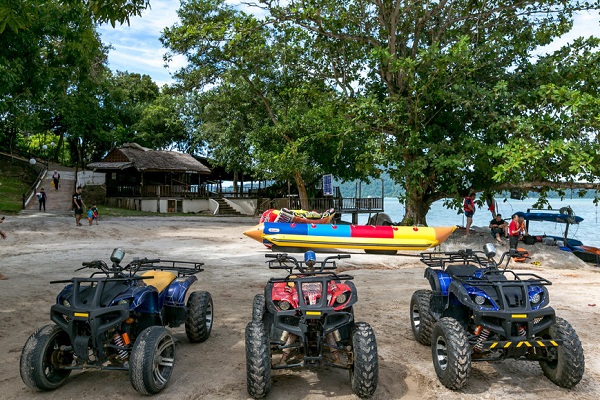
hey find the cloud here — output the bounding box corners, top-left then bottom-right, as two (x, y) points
(98, 0), (182, 86)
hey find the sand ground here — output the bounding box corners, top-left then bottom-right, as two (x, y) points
(1, 214), (599, 399)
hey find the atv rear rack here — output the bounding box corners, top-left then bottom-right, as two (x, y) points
(133, 259), (205, 276)
(420, 249), (489, 270)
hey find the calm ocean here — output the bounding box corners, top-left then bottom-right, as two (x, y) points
(354, 197), (600, 248)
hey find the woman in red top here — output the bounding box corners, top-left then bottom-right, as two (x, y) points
(508, 213), (522, 249)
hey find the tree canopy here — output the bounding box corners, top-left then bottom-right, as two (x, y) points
(248, 0), (600, 224)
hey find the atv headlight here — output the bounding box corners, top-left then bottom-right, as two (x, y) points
(335, 292), (349, 304)
(118, 299), (130, 306)
(279, 300), (291, 311)
(530, 292), (541, 305)
(62, 299), (71, 308)
(474, 295), (486, 305)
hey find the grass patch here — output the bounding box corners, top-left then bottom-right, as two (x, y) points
(0, 159), (35, 214)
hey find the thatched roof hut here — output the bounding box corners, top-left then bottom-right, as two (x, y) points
(88, 143), (210, 174)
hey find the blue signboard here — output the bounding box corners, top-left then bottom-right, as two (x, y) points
(322, 174), (333, 196)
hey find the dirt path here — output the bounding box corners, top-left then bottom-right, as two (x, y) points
(1, 214), (599, 399)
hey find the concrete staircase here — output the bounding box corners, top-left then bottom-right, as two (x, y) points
(23, 166), (77, 215)
(213, 197), (245, 216)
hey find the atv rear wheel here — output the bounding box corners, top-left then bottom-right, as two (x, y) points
(129, 326), (175, 395)
(410, 289), (435, 345)
(539, 316), (585, 388)
(20, 324), (72, 391)
(185, 291), (213, 343)
(431, 317), (471, 390)
(350, 322), (378, 398)
(245, 320), (271, 398)
(252, 294), (265, 321)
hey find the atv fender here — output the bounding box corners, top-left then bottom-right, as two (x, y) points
(424, 267), (451, 295)
(132, 286), (161, 314)
(441, 282), (471, 323)
(164, 275), (198, 307)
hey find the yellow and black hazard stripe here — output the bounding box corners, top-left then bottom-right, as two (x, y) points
(480, 339), (561, 351)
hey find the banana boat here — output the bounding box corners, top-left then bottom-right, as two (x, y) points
(244, 222), (456, 254)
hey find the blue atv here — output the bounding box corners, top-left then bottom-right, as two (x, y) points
(410, 244), (584, 390)
(20, 248), (214, 395)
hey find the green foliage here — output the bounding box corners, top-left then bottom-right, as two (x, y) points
(0, 0), (150, 33)
(0, 158), (34, 213)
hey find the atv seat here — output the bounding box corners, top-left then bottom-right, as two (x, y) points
(445, 264), (480, 278)
(141, 271), (177, 293)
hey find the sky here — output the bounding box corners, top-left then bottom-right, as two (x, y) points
(98, 1), (600, 87)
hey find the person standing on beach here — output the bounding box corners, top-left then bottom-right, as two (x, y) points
(52, 170), (60, 190)
(73, 186), (86, 226)
(463, 191), (476, 236)
(508, 213), (523, 249)
(38, 188), (47, 212)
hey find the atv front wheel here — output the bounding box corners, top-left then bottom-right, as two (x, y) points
(185, 290), (214, 343)
(410, 289), (435, 345)
(20, 324), (73, 391)
(245, 320), (271, 398)
(539, 316), (585, 388)
(350, 322), (378, 398)
(431, 317), (471, 390)
(129, 326), (175, 395)
(252, 294), (265, 321)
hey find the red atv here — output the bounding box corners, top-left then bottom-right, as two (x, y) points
(245, 251), (378, 398)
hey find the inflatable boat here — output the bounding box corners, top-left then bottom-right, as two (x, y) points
(244, 222), (456, 254)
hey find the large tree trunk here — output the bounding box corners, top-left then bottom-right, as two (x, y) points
(292, 170), (310, 210)
(401, 183), (432, 226)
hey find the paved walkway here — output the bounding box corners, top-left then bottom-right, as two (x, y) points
(24, 164), (77, 214)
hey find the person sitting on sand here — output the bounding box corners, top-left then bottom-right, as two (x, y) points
(489, 214), (507, 244)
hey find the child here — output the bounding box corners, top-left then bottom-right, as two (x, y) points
(88, 204), (99, 225)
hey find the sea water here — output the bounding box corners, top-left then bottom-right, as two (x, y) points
(355, 197), (600, 248)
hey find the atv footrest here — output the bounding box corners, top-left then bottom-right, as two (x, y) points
(272, 361), (303, 370)
(481, 338), (562, 351)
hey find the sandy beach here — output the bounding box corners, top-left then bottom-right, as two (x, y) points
(1, 213), (599, 399)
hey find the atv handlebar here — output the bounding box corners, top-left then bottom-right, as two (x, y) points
(266, 252), (350, 273)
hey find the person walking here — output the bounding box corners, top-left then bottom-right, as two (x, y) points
(52, 170), (60, 190)
(73, 186), (86, 226)
(38, 188), (47, 212)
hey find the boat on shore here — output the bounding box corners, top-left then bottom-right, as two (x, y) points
(516, 207), (599, 265)
(259, 208), (336, 224)
(243, 222), (456, 255)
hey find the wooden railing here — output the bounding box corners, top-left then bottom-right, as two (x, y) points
(258, 197), (384, 214)
(106, 184), (208, 198)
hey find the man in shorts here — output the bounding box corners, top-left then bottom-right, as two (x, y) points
(489, 214), (507, 244)
(72, 186), (86, 226)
